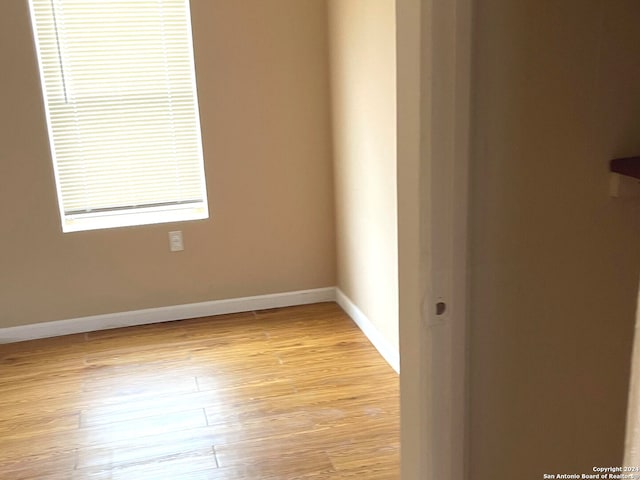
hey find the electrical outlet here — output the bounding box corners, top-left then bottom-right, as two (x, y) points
(169, 231), (184, 252)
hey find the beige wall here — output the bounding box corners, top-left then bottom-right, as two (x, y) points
(327, 0), (399, 350)
(470, 0), (640, 476)
(0, 0), (335, 328)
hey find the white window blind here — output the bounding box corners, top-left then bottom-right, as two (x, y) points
(29, 0), (208, 232)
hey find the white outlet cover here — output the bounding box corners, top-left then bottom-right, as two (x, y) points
(169, 231), (184, 251)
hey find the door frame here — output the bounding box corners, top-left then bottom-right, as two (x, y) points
(397, 0), (472, 478)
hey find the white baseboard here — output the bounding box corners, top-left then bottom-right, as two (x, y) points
(0, 287), (336, 344)
(1, 286), (400, 373)
(335, 289), (400, 373)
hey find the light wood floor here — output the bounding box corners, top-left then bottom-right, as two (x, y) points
(0, 302), (399, 479)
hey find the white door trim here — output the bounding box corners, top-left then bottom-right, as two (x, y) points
(397, 0), (472, 478)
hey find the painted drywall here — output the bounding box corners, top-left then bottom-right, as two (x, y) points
(0, 0), (335, 328)
(327, 0), (399, 352)
(470, 0), (640, 476)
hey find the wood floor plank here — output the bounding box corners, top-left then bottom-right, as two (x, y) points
(75, 426), (223, 470)
(0, 411), (79, 439)
(0, 302), (399, 479)
(0, 449), (77, 480)
(328, 442), (400, 473)
(211, 452), (339, 480)
(73, 451), (218, 480)
(213, 433), (337, 470)
(80, 389), (223, 428)
(77, 408), (208, 444)
(81, 370), (199, 399)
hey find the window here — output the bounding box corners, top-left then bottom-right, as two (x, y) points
(29, 0), (208, 232)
